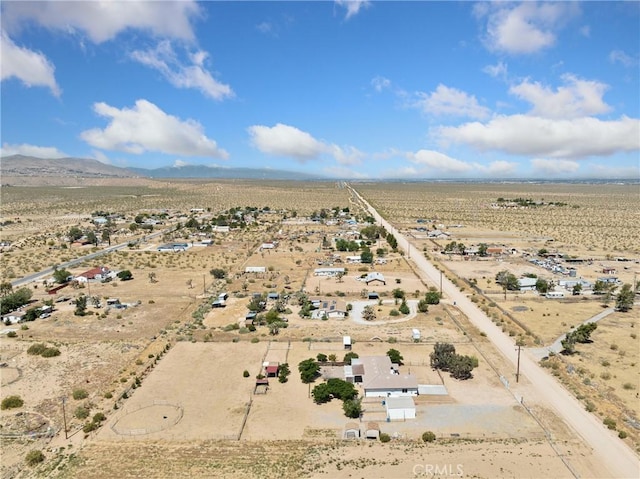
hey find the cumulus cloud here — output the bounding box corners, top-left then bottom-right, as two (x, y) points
(413, 85), (490, 119)
(80, 99), (229, 159)
(479, 160), (519, 176)
(371, 76), (391, 92)
(478, 2), (578, 54)
(407, 149), (473, 173)
(482, 61), (508, 79)
(1, 32), (60, 96)
(436, 115), (640, 159)
(173, 159), (191, 167)
(2, 1), (201, 43)
(531, 158), (579, 175)
(1, 143), (67, 158)
(609, 50), (636, 67)
(509, 74), (611, 119)
(130, 41), (233, 100)
(247, 123), (363, 165)
(335, 1), (371, 20)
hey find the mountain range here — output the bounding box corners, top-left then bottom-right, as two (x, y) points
(0, 155), (325, 182)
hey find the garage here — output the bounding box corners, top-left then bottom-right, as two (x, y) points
(385, 396), (416, 421)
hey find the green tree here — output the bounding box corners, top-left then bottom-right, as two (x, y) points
(422, 431), (436, 443)
(316, 353), (328, 363)
(343, 351), (359, 364)
(495, 270), (519, 291)
(1, 281), (14, 296)
(616, 283), (634, 312)
(573, 322), (597, 343)
(392, 288), (405, 300)
(430, 342), (456, 371)
(67, 226), (83, 242)
(343, 398), (362, 418)
(74, 295), (88, 316)
(1, 395), (24, 410)
(117, 270), (133, 281)
(399, 299), (410, 315)
(298, 358), (320, 383)
(210, 268), (227, 279)
(360, 248), (373, 264)
(572, 283), (583, 296)
(278, 363), (290, 383)
(424, 289), (441, 305)
(417, 299), (429, 313)
(1, 287), (33, 315)
(449, 355), (475, 380)
(312, 383), (332, 403)
(535, 278), (550, 294)
(86, 231), (98, 246)
(386, 348), (404, 365)
(53, 268), (72, 284)
(25, 450), (45, 467)
(362, 305), (376, 321)
(477, 243), (488, 257)
(561, 334), (577, 354)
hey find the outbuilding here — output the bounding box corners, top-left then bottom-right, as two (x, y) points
(385, 396), (416, 421)
(344, 422), (361, 439)
(365, 422), (380, 440)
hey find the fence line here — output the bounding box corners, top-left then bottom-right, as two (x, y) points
(237, 397), (253, 440)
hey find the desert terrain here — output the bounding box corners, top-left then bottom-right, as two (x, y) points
(1, 180), (638, 478)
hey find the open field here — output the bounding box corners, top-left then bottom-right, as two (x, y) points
(1, 179), (638, 477)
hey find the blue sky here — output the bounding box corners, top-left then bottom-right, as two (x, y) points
(1, 1), (639, 179)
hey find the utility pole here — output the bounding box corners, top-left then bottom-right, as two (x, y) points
(61, 397), (68, 439)
(439, 270), (443, 296)
(515, 344), (522, 383)
(203, 274), (206, 296)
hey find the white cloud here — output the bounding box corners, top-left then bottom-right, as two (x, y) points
(609, 50), (636, 67)
(531, 158), (579, 175)
(335, 1), (371, 20)
(478, 160), (519, 176)
(482, 61), (508, 79)
(407, 150), (473, 173)
(0, 32), (60, 96)
(248, 123), (325, 161)
(436, 115), (640, 159)
(509, 74), (611, 119)
(91, 150), (111, 165)
(371, 76), (391, 92)
(1, 143), (67, 159)
(173, 159), (191, 167)
(413, 84), (490, 119)
(256, 22), (273, 34)
(2, 1), (201, 43)
(579, 25), (590, 37)
(130, 41), (233, 101)
(479, 2), (577, 55)
(80, 99), (229, 159)
(247, 123), (363, 165)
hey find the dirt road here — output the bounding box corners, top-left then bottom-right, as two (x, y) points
(349, 185), (640, 479)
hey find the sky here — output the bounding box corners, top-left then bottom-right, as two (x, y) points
(1, 1), (639, 180)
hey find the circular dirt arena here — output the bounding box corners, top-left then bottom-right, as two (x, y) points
(111, 402), (183, 436)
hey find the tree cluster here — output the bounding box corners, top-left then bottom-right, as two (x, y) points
(298, 358), (321, 383)
(311, 378), (362, 418)
(495, 270), (519, 291)
(429, 342), (477, 380)
(561, 322), (598, 354)
(0, 287), (32, 315)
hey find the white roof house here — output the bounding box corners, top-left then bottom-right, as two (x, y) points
(518, 277), (538, 291)
(348, 356), (418, 398)
(245, 266), (266, 273)
(314, 267), (345, 277)
(364, 272), (386, 285)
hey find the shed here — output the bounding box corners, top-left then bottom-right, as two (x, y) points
(267, 292), (280, 301)
(385, 396), (416, 421)
(412, 329), (421, 341)
(343, 336), (352, 350)
(368, 292), (380, 300)
(344, 422), (361, 439)
(365, 422), (380, 440)
(265, 363), (279, 377)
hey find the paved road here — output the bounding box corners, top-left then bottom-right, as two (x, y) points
(10, 230), (168, 287)
(348, 184), (639, 479)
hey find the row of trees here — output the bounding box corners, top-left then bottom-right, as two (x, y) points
(561, 322), (598, 354)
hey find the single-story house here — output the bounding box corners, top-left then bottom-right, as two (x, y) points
(385, 396), (416, 421)
(344, 422), (361, 439)
(365, 422), (380, 440)
(347, 356), (418, 398)
(518, 277), (538, 292)
(75, 266), (111, 282)
(157, 243), (189, 252)
(427, 230), (450, 239)
(545, 291), (565, 299)
(486, 247), (504, 255)
(2, 311), (26, 324)
(602, 267), (617, 275)
(212, 225), (230, 233)
(314, 267), (345, 277)
(260, 242), (276, 250)
(245, 266), (266, 274)
(346, 255), (362, 264)
(310, 299), (347, 320)
(597, 276), (619, 284)
(364, 272), (386, 286)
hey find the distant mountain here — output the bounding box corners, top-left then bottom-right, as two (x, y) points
(0, 155), (138, 178)
(1, 155), (325, 181)
(129, 164), (325, 180)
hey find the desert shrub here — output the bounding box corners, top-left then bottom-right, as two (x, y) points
(72, 389), (89, 400)
(25, 450), (45, 466)
(618, 430), (628, 439)
(41, 347), (61, 357)
(379, 433), (391, 443)
(622, 382), (635, 390)
(1, 395), (24, 410)
(104, 392), (113, 399)
(27, 343), (47, 355)
(75, 406), (90, 419)
(600, 372), (611, 380)
(93, 412), (106, 423)
(389, 309), (399, 317)
(422, 431), (436, 443)
(83, 422), (98, 433)
(603, 417), (616, 430)
(250, 337), (260, 343)
(243, 370), (250, 378)
(601, 359), (610, 367)
(7, 331), (17, 338)
(585, 401), (596, 412)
